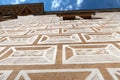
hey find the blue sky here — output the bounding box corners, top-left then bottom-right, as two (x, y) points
(0, 0), (120, 11)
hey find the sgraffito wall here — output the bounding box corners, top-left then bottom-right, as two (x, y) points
(0, 12), (120, 79)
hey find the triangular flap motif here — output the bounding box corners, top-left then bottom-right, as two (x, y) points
(19, 6), (34, 16)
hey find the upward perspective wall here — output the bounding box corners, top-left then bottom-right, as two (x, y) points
(0, 12), (120, 80)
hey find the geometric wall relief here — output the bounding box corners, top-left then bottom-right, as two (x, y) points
(109, 20), (120, 24)
(93, 27), (120, 33)
(117, 43), (120, 46)
(20, 20), (40, 26)
(0, 35), (38, 45)
(0, 46), (57, 65)
(50, 24), (73, 29)
(63, 44), (120, 64)
(60, 24), (74, 29)
(15, 68), (104, 80)
(0, 37), (3, 41)
(82, 33), (120, 42)
(0, 31), (6, 36)
(0, 47), (5, 52)
(27, 29), (59, 35)
(0, 30), (29, 36)
(84, 20), (104, 25)
(38, 34), (81, 44)
(1, 25), (21, 30)
(62, 28), (95, 34)
(103, 22), (120, 28)
(70, 19), (100, 28)
(22, 24), (47, 30)
(1, 19), (18, 26)
(107, 68), (120, 80)
(60, 21), (73, 26)
(1, 22), (21, 30)
(23, 22), (39, 27)
(5, 30), (29, 36)
(74, 23), (100, 28)
(0, 70), (13, 80)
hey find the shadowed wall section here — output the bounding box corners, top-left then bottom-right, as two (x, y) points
(0, 3), (44, 21)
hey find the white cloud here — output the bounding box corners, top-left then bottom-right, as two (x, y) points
(12, 0), (26, 4)
(51, 0), (62, 9)
(77, 0), (83, 7)
(66, 5), (73, 10)
(51, 0), (84, 11)
(67, 5), (72, 9)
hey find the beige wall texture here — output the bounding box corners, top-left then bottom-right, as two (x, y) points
(0, 12), (120, 80)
